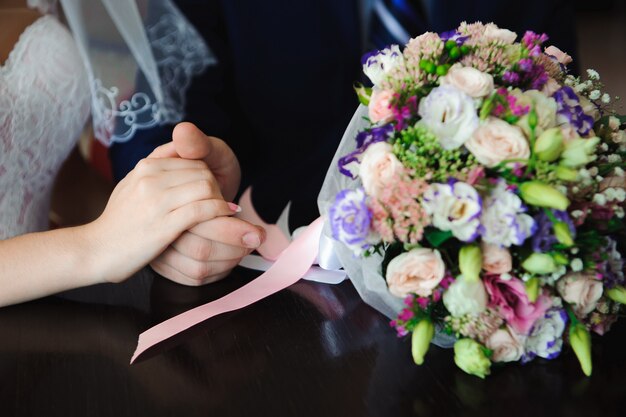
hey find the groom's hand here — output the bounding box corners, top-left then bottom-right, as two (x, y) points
(147, 122), (265, 285)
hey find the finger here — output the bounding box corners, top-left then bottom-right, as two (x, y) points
(147, 141), (177, 158)
(189, 216), (266, 249)
(134, 157), (208, 174)
(161, 168), (216, 189)
(172, 231), (253, 262)
(166, 199), (238, 233)
(163, 180), (224, 211)
(152, 249), (240, 284)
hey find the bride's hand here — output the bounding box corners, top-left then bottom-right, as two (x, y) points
(85, 157), (239, 284)
(147, 122), (265, 285)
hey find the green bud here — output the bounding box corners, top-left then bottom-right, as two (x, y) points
(445, 40), (457, 50)
(479, 95), (495, 120)
(353, 82), (372, 106)
(454, 339), (491, 379)
(449, 46), (461, 60)
(460, 45), (470, 55)
(553, 222), (574, 247)
(560, 137), (600, 168)
(570, 322), (592, 377)
(436, 64), (448, 76)
(459, 244), (482, 282)
(555, 165), (579, 182)
(519, 181), (570, 211)
(534, 127), (564, 162)
(606, 286), (626, 304)
(525, 277), (540, 303)
(420, 59), (436, 74)
(528, 108), (538, 129)
(522, 253), (557, 275)
(552, 251), (570, 266)
(412, 319), (435, 365)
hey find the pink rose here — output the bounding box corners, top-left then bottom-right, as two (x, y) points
(544, 45), (572, 65)
(485, 326), (526, 362)
(368, 89), (395, 124)
(465, 117), (530, 167)
(359, 142), (404, 199)
(386, 248), (446, 298)
(481, 243), (512, 274)
(483, 274), (552, 335)
(359, 142), (404, 198)
(440, 65), (494, 98)
(556, 272), (603, 317)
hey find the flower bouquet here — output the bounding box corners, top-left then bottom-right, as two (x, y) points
(318, 22), (625, 378)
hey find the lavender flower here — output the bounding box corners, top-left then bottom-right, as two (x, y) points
(329, 188), (374, 255)
(597, 237), (625, 288)
(532, 210), (576, 252)
(479, 181), (536, 247)
(361, 45), (403, 86)
(338, 124), (394, 178)
(553, 86), (595, 136)
(523, 308), (568, 363)
(439, 30), (469, 45)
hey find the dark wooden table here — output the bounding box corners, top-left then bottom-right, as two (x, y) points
(1, 266), (625, 417)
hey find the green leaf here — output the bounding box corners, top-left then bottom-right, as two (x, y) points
(424, 228), (454, 248)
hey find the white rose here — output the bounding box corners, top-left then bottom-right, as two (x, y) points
(443, 278), (488, 317)
(386, 248), (446, 298)
(440, 65), (494, 98)
(418, 85), (479, 150)
(465, 117), (530, 167)
(359, 142), (404, 199)
(579, 96), (601, 122)
(362, 45), (403, 86)
(485, 326), (526, 363)
(483, 23), (517, 44)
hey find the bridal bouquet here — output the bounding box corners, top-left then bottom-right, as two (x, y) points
(320, 22), (625, 378)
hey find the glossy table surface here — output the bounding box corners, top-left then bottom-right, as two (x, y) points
(1, 266), (625, 417)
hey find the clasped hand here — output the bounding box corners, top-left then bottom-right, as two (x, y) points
(92, 122), (264, 285)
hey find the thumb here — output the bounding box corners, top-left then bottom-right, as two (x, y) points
(172, 122), (241, 201)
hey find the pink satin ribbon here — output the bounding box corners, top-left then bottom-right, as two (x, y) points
(130, 216), (324, 364)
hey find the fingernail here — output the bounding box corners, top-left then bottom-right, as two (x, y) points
(242, 232), (261, 248)
(228, 202), (242, 213)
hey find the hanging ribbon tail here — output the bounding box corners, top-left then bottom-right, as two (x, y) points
(130, 217), (325, 364)
(237, 187), (291, 260)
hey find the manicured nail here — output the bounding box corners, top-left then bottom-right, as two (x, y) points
(228, 202), (242, 213)
(242, 232), (261, 249)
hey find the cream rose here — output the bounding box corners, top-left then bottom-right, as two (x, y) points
(485, 326), (526, 362)
(359, 142), (403, 199)
(465, 117), (530, 167)
(580, 96), (601, 122)
(481, 243), (512, 274)
(440, 65), (494, 98)
(516, 90), (558, 136)
(556, 272), (604, 317)
(368, 89), (395, 124)
(484, 23), (517, 44)
(386, 248), (446, 298)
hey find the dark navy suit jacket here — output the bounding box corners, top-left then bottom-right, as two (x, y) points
(110, 0), (577, 228)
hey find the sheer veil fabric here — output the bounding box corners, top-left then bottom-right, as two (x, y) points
(34, 0), (215, 146)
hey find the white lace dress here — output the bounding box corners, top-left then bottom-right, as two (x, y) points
(0, 15), (91, 239)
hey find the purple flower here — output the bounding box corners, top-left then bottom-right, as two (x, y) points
(439, 30), (469, 45)
(523, 308), (567, 363)
(329, 188), (373, 255)
(338, 124), (394, 178)
(521, 31), (549, 57)
(531, 210), (576, 252)
(597, 237), (625, 288)
(553, 86), (595, 136)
